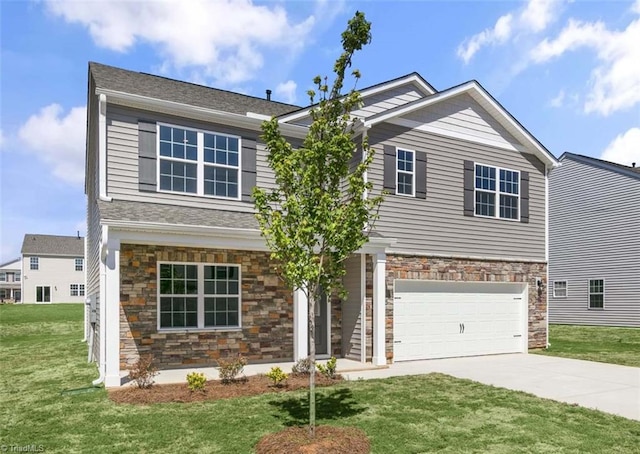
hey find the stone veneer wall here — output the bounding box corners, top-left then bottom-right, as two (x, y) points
(119, 244), (295, 370)
(374, 255), (547, 363)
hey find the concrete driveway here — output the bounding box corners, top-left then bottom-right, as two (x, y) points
(343, 353), (640, 421)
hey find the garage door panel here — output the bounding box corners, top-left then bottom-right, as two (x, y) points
(394, 281), (526, 361)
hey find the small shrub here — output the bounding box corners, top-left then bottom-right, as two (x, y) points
(128, 354), (158, 389)
(217, 354), (247, 383)
(291, 357), (312, 375)
(186, 372), (207, 392)
(316, 356), (337, 379)
(265, 366), (288, 387)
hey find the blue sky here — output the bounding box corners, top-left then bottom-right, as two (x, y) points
(1, 0), (639, 263)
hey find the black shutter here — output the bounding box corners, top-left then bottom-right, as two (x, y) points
(463, 160), (475, 216)
(138, 120), (157, 192)
(383, 145), (396, 192)
(241, 137), (257, 202)
(415, 151), (427, 199)
(520, 171), (529, 223)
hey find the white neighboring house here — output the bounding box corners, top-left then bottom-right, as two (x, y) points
(21, 234), (86, 304)
(0, 258), (22, 302)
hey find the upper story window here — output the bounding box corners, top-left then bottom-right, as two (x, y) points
(30, 257), (39, 270)
(588, 279), (604, 309)
(15, 272), (20, 282)
(474, 164), (520, 220)
(396, 148), (415, 196)
(0, 272), (5, 282)
(553, 281), (567, 298)
(158, 263), (241, 330)
(158, 124), (240, 199)
(75, 258), (84, 272)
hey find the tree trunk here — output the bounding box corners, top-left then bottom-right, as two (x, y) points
(308, 290), (316, 437)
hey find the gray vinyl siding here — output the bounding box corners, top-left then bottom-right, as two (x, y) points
(401, 93), (520, 150)
(105, 105), (263, 212)
(291, 83), (425, 126)
(549, 158), (640, 327)
(86, 82), (102, 361)
(369, 122), (547, 261)
(342, 255), (362, 360)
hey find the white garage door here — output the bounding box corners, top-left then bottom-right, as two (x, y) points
(394, 280), (527, 361)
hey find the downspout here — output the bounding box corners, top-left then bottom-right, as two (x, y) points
(545, 166), (550, 348)
(92, 225), (109, 386)
(98, 93), (111, 202)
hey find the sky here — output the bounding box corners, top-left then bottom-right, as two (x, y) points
(1, 0), (639, 263)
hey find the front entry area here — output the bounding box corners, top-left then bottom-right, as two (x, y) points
(393, 280), (527, 361)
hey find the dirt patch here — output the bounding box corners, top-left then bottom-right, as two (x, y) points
(255, 425), (370, 454)
(109, 373), (343, 404)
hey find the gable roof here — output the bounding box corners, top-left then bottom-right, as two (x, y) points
(277, 72), (437, 123)
(89, 62), (301, 117)
(21, 234), (85, 257)
(560, 152), (640, 180)
(364, 79), (558, 168)
(0, 258), (21, 269)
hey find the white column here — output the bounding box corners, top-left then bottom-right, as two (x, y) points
(293, 288), (309, 361)
(372, 252), (387, 366)
(104, 238), (121, 387)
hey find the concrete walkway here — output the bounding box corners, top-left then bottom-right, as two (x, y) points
(150, 354), (640, 421)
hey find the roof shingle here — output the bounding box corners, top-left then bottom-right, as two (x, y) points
(21, 234), (85, 256)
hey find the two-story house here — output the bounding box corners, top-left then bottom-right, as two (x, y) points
(0, 258), (21, 302)
(21, 234), (86, 304)
(85, 62), (558, 387)
(549, 153), (640, 327)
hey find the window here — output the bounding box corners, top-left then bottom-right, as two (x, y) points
(75, 258), (84, 272)
(15, 272), (20, 282)
(474, 164), (520, 220)
(30, 257), (39, 270)
(396, 148), (415, 196)
(589, 279), (604, 309)
(36, 286), (50, 303)
(0, 272), (5, 282)
(158, 263), (241, 330)
(70, 284), (85, 297)
(158, 125), (240, 199)
(553, 281), (567, 298)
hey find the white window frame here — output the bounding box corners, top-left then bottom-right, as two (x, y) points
(156, 123), (242, 201)
(15, 272), (21, 282)
(157, 262), (242, 332)
(35, 285), (51, 303)
(75, 258), (84, 272)
(30, 257), (39, 270)
(588, 278), (605, 310)
(552, 280), (568, 298)
(395, 147), (416, 197)
(474, 162), (521, 221)
(70, 283), (85, 297)
(0, 272), (5, 282)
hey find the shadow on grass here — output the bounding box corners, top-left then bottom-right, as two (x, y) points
(269, 387), (366, 426)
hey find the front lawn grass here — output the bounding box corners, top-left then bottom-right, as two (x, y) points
(1, 304), (639, 453)
(533, 324), (640, 367)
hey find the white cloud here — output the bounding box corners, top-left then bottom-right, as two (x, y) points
(549, 89), (565, 108)
(457, 0), (563, 63)
(600, 127), (640, 167)
(531, 12), (640, 115)
(44, 0), (316, 85)
(18, 104), (86, 185)
(275, 80), (297, 104)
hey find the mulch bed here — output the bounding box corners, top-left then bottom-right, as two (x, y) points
(255, 425), (370, 454)
(109, 373), (343, 404)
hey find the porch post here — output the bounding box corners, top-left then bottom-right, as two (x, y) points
(293, 288), (308, 361)
(372, 252), (387, 366)
(104, 239), (121, 387)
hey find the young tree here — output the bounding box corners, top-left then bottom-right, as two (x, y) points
(254, 11), (382, 436)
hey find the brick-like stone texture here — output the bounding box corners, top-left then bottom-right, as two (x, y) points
(369, 255), (547, 362)
(119, 245), (295, 369)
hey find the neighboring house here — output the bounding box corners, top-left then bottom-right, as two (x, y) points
(21, 234), (86, 304)
(549, 153), (640, 327)
(85, 62), (558, 387)
(0, 258), (21, 302)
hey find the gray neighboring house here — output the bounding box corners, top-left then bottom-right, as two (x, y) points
(85, 62), (558, 387)
(21, 234), (86, 304)
(0, 258), (21, 302)
(549, 153), (640, 327)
